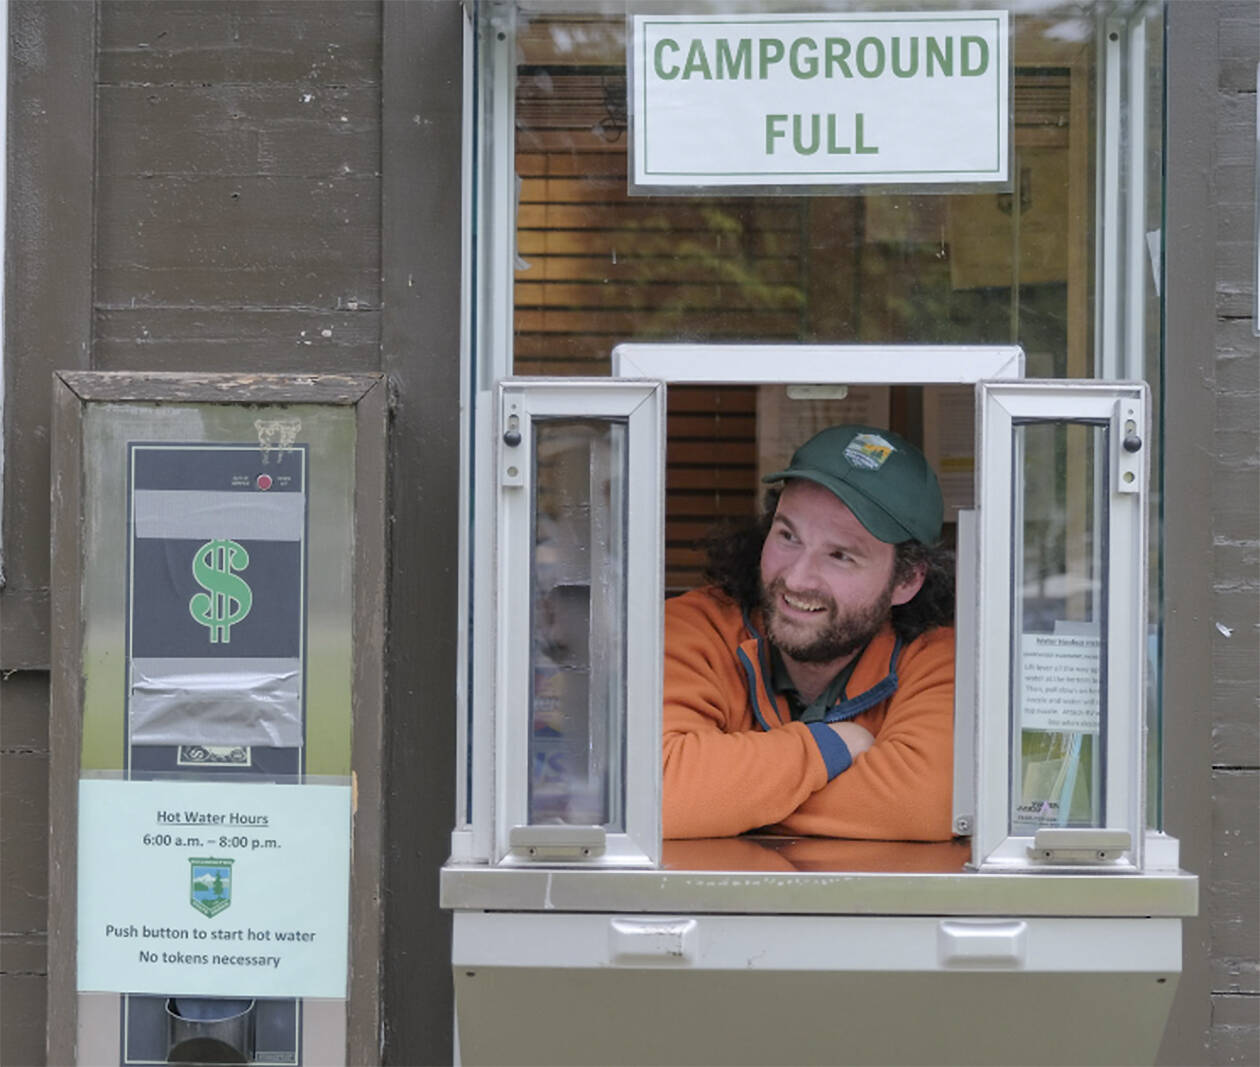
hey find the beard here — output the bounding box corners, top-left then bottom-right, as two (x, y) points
(760, 574), (895, 664)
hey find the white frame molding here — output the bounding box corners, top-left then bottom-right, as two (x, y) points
(493, 379), (664, 867)
(613, 344), (1025, 385)
(974, 380), (1149, 873)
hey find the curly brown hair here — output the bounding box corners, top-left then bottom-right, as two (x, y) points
(701, 489), (955, 643)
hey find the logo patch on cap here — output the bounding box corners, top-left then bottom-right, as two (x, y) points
(843, 433), (896, 471)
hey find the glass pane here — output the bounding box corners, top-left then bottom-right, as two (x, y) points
(529, 418), (627, 827)
(1009, 421), (1108, 833)
(492, 5), (1109, 376)
(470, 0), (1168, 835)
(478, 3), (1129, 595)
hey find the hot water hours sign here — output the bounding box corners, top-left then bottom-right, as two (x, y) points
(630, 10), (1010, 189)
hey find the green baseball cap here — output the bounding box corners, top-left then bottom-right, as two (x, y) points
(762, 425), (943, 544)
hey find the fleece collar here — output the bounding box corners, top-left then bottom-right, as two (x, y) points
(734, 613), (904, 731)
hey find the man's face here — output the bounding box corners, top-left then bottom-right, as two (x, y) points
(758, 480), (919, 665)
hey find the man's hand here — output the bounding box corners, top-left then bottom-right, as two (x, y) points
(828, 720), (875, 758)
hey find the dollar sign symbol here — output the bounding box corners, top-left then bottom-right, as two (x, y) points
(189, 539), (253, 643)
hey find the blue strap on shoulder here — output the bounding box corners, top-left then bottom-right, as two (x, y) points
(822, 636), (905, 723)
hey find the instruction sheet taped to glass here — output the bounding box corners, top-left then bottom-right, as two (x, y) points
(77, 778), (350, 998)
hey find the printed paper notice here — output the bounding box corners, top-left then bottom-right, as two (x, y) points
(77, 779), (351, 998)
(1019, 634), (1101, 734)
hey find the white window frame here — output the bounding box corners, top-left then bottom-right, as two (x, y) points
(493, 379), (664, 867)
(612, 342), (1025, 849)
(455, 4), (1165, 874)
(613, 344), (1025, 385)
(974, 380), (1149, 872)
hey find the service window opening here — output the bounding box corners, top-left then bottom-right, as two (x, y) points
(463, 1), (1168, 867)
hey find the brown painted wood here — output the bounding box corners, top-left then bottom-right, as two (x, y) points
(1, 0), (95, 602)
(0, 589), (51, 670)
(95, 308), (380, 373)
(0, 671), (51, 752)
(0, 747), (50, 932)
(97, 0), (381, 86)
(1158, 5), (1225, 1063)
(0, 935), (48, 1067)
(3, 6), (97, 1065)
(380, 2), (463, 1061)
(347, 377), (388, 1065)
(1209, 994), (1260, 1065)
(95, 175), (380, 309)
(1217, 1), (1260, 89)
(1210, 770), (1260, 995)
(97, 85), (380, 178)
(56, 370), (380, 403)
(46, 377), (86, 1066)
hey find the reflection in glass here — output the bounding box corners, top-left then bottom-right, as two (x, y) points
(529, 418), (627, 828)
(486, 4), (1133, 597)
(1009, 421), (1107, 833)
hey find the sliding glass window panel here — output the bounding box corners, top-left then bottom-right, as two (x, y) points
(975, 382), (1146, 872)
(530, 418), (626, 830)
(1009, 421), (1107, 834)
(495, 381), (663, 867)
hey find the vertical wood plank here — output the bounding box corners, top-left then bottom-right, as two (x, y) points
(2, 0), (95, 605)
(380, 3), (463, 1063)
(348, 377), (388, 1065)
(1158, 3), (1222, 1064)
(47, 376), (87, 1065)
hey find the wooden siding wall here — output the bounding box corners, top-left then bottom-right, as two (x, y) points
(0, 2), (409, 1063)
(0, 3), (1254, 1065)
(1, 3), (95, 1063)
(95, 0), (382, 371)
(1208, 4), (1259, 1063)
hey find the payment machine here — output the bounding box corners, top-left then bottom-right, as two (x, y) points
(49, 373), (386, 1066)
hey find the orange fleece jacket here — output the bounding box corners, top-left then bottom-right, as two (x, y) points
(663, 587), (955, 841)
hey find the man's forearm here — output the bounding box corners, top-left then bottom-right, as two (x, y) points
(663, 721), (833, 838)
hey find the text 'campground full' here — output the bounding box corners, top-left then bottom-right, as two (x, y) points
(652, 32), (992, 82)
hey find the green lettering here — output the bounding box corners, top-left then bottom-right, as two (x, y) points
(793, 114), (820, 155)
(855, 113), (878, 155)
(961, 36), (989, 76)
(715, 38), (751, 79)
(654, 38), (681, 80)
(826, 114), (851, 154)
(765, 114), (788, 154)
(926, 37), (953, 77)
(856, 37), (885, 77)
(825, 37), (853, 78)
(682, 38), (713, 80)
(759, 37), (785, 78)
(789, 37), (818, 79)
(890, 37), (919, 78)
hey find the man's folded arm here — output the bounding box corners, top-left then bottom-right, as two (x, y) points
(661, 597), (842, 839)
(774, 627), (956, 841)
(663, 708), (836, 839)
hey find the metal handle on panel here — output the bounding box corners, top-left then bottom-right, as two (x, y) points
(937, 921), (1028, 967)
(508, 825), (606, 861)
(1029, 827), (1132, 863)
(609, 918), (698, 964)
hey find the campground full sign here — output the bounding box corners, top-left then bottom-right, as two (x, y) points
(630, 10), (1009, 189)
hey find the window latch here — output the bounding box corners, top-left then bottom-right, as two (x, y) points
(508, 825), (606, 861)
(1028, 828), (1131, 863)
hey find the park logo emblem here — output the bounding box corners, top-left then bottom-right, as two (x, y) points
(843, 432), (896, 471)
(189, 857), (234, 918)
